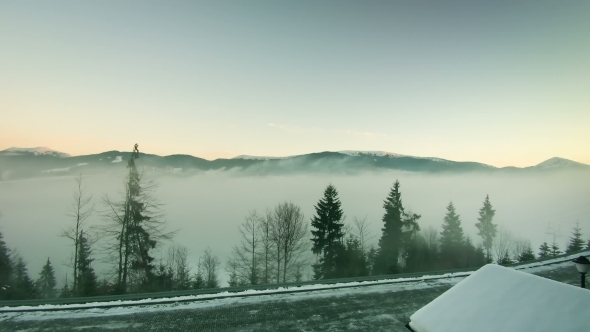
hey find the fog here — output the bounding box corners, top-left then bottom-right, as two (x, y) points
(1, 169), (589, 286)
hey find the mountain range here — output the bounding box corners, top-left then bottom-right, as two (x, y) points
(1, 147), (588, 181)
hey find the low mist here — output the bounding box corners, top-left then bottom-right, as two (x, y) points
(1, 169), (589, 285)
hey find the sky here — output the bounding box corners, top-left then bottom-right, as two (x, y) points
(1, 1), (589, 167)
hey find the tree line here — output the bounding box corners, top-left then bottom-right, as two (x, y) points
(1, 146), (589, 300)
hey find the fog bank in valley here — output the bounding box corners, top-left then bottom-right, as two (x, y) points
(0, 169), (588, 285)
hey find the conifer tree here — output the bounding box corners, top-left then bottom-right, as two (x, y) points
(517, 246), (536, 262)
(310, 184), (345, 279)
(439, 201), (464, 268)
(475, 195), (497, 261)
(587, 238), (590, 250)
(37, 258), (57, 299)
(374, 180), (420, 275)
(76, 231), (97, 297)
(101, 144), (175, 294)
(565, 222), (584, 254)
(550, 241), (561, 257)
(59, 274), (72, 298)
(0, 229), (12, 300)
(13, 255), (37, 300)
(538, 242), (550, 259)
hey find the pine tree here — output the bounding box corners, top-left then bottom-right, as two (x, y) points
(565, 222), (584, 254)
(538, 242), (550, 259)
(439, 201), (464, 268)
(310, 184), (345, 279)
(475, 195), (497, 261)
(517, 246), (536, 263)
(36, 258), (57, 299)
(497, 252), (513, 266)
(101, 144), (175, 294)
(193, 269), (205, 289)
(13, 255), (37, 300)
(59, 276), (72, 298)
(550, 241), (561, 257)
(0, 230), (12, 300)
(374, 180), (420, 275)
(76, 231), (97, 297)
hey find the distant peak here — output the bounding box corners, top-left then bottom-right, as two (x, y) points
(0, 147), (70, 157)
(534, 157), (587, 169)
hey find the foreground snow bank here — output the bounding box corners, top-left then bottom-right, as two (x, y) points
(408, 264), (590, 332)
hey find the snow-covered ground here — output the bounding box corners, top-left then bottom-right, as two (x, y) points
(1, 252), (584, 323)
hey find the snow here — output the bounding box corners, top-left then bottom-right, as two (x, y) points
(1, 147), (69, 157)
(111, 156), (123, 163)
(408, 264), (590, 332)
(0, 253), (584, 322)
(337, 150), (453, 164)
(77, 163), (88, 167)
(534, 157), (587, 169)
(232, 155), (289, 160)
(41, 167), (71, 173)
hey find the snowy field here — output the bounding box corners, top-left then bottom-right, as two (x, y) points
(0, 255), (585, 332)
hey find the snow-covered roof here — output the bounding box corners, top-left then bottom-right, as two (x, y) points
(408, 263), (590, 332)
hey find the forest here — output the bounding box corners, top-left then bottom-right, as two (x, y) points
(1, 145), (588, 301)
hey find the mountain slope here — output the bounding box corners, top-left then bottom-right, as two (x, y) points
(0, 147), (588, 181)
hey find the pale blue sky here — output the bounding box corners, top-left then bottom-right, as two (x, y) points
(1, 1), (589, 166)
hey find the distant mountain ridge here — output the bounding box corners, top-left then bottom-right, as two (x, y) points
(0, 147), (588, 181)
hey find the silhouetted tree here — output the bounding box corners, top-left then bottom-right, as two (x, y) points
(550, 241), (561, 257)
(538, 242), (550, 259)
(13, 255), (37, 300)
(201, 248), (220, 288)
(76, 230), (97, 297)
(374, 181), (420, 275)
(36, 258), (57, 299)
(101, 144), (175, 294)
(0, 228), (12, 300)
(310, 184), (345, 279)
(475, 195), (497, 261)
(230, 211), (262, 285)
(271, 201), (309, 283)
(60, 173), (93, 296)
(439, 202), (464, 268)
(59, 275), (72, 298)
(566, 222), (585, 254)
(517, 245), (536, 263)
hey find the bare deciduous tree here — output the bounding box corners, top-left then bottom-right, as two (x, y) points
(167, 243), (191, 290)
(258, 209), (275, 284)
(493, 226), (515, 264)
(229, 210), (261, 285)
(271, 201), (309, 283)
(420, 226), (439, 252)
(201, 247), (220, 288)
(60, 173), (93, 295)
(352, 215), (375, 254)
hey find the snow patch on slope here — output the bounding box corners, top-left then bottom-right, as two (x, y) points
(111, 156), (123, 163)
(534, 157), (588, 169)
(0, 147), (69, 157)
(338, 150), (453, 163)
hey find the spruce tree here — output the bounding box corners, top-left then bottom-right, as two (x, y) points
(475, 195), (497, 261)
(439, 201), (464, 268)
(13, 256), (37, 300)
(310, 184), (345, 279)
(538, 242), (550, 259)
(565, 223), (584, 254)
(76, 231), (97, 297)
(0, 230), (12, 300)
(517, 246), (536, 263)
(374, 180), (420, 275)
(37, 258), (57, 299)
(550, 241), (561, 257)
